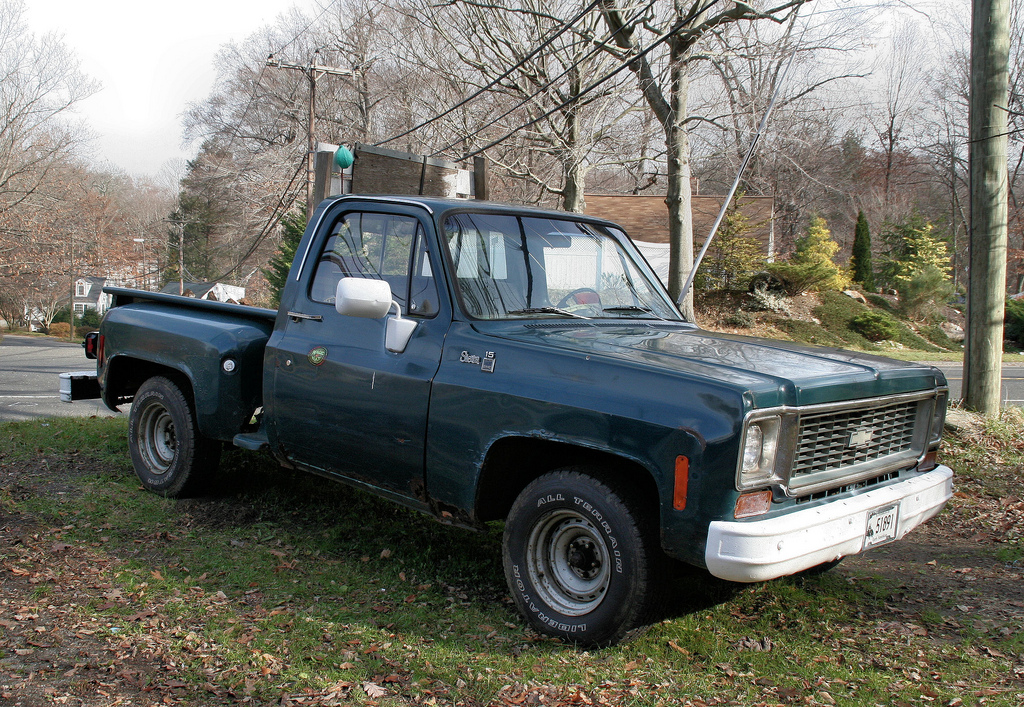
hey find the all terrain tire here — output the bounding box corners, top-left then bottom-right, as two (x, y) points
(502, 468), (662, 647)
(128, 376), (220, 497)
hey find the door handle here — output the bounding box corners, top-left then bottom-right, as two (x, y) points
(287, 311), (323, 322)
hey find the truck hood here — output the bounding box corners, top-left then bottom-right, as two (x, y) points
(488, 322), (946, 408)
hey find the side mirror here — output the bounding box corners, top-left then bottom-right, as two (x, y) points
(335, 278), (393, 319)
(335, 277), (418, 354)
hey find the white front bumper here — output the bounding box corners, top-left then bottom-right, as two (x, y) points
(704, 465), (953, 582)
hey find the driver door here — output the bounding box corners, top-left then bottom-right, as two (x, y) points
(266, 204), (447, 499)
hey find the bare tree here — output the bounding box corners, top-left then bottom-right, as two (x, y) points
(0, 0), (96, 215)
(400, 0), (637, 212)
(685, 3), (875, 250)
(597, 0), (809, 317)
(867, 17), (929, 216)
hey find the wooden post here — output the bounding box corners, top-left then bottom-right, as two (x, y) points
(313, 150), (334, 208)
(964, 0), (1010, 414)
(474, 156), (489, 201)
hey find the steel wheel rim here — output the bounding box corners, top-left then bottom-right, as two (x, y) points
(138, 402), (176, 475)
(525, 509), (611, 616)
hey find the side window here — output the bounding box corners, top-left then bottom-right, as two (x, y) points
(309, 211), (439, 317)
(444, 213), (525, 318)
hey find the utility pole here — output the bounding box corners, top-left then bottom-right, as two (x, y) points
(178, 222), (185, 296)
(964, 0), (1010, 415)
(68, 229), (75, 341)
(267, 53), (354, 219)
(133, 237), (148, 290)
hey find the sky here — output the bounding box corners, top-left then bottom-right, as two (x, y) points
(22, 0), (321, 178)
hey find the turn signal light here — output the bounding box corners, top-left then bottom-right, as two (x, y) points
(673, 456), (689, 511)
(734, 490), (772, 519)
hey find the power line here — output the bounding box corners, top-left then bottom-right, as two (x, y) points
(266, 50), (355, 218)
(373, 0), (606, 148)
(220, 0), (344, 153)
(209, 156), (307, 283)
(447, 0), (719, 163)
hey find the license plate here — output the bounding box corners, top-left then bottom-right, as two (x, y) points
(865, 504), (899, 548)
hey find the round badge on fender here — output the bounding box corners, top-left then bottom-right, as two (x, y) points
(308, 346), (328, 366)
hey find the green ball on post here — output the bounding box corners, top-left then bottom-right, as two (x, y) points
(334, 146), (354, 169)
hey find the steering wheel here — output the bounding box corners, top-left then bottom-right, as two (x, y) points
(557, 288), (602, 311)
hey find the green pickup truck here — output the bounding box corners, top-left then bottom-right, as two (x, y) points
(71, 195), (952, 646)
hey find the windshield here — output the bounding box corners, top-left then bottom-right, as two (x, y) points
(442, 213), (682, 321)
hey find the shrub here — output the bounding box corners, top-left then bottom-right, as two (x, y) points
(766, 216), (850, 295)
(920, 323), (960, 351)
(851, 211), (875, 292)
(850, 311), (900, 342)
(724, 311), (756, 328)
(48, 322), (71, 338)
(697, 196), (767, 291)
(766, 261), (841, 296)
(78, 308), (101, 328)
(1005, 298), (1024, 346)
(895, 265), (954, 321)
(865, 293), (895, 311)
(878, 215), (953, 321)
(748, 284), (791, 314)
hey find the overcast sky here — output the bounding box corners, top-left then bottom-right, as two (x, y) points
(23, 0), (320, 178)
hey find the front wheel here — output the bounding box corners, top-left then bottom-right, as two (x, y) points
(128, 376), (220, 497)
(502, 469), (661, 647)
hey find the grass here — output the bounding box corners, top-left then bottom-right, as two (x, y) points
(2, 416), (1023, 705)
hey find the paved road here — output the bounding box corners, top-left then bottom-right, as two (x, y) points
(0, 335), (121, 421)
(925, 362), (1024, 407)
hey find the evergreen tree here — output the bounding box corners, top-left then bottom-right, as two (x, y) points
(263, 210), (306, 308)
(879, 215), (953, 320)
(697, 195), (767, 291)
(851, 211), (875, 292)
(768, 216), (850, 295)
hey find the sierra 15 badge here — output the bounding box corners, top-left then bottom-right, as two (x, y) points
(460, 350), (496, 373)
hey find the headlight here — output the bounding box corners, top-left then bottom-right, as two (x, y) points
(736, 415), (783, 490)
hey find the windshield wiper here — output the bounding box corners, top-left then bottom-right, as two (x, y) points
(506, 307), (591, 320)
(603, 305), (652, 315)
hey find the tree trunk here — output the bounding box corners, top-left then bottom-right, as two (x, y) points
(667, 48), (695, 320)
(561, 71), (586, 214)
(964, 0), (1010, 415)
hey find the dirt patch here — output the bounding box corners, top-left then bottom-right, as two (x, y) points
(695, 290), (822, 338)
(0, 517), (212, 707)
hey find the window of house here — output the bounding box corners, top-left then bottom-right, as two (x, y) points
(75, 281), (88, 297)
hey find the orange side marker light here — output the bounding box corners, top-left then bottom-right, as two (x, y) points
(674, 455), (689, 511)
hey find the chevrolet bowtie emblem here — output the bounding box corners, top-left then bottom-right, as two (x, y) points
(847, 427), (875, 448)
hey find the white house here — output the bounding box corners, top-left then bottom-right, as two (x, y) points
(73, 276), (112, 317)
(159, 281), (246, 303)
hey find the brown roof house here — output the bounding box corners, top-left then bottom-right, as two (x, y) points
(585, 194), (775, 285)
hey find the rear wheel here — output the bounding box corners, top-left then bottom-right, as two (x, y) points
(502, 469), (662, 647)
(128, 376), (220, 497)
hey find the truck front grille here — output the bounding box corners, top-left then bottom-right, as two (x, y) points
(793, 400), (917, 477)
(786, 393), (933, 496)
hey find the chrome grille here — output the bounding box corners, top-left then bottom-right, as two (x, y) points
(791, 398), (920, 487)
(793, 400), (917, 476)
